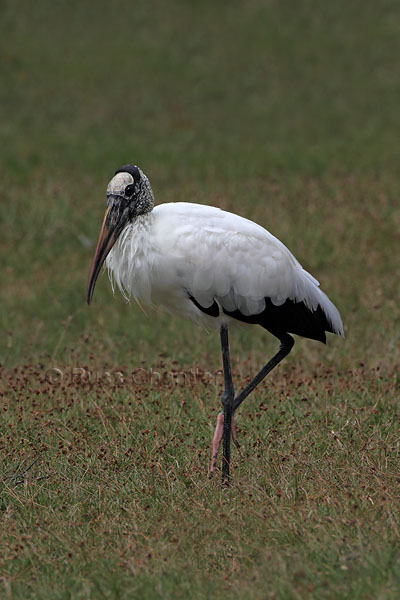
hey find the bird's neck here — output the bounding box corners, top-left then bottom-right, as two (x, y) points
(124, 212), (155, 253)
(109, 211), (155, 267)
(105, 211), (157, 304)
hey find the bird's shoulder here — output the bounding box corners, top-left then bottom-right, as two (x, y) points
(151, 202), (303, 278)
(153, 202), (233, 225)
(153, 202), (282, 244)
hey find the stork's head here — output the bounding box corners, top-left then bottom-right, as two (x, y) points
(87, 164), (154, 305)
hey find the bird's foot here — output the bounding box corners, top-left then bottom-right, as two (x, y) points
(209, 412), (239, 478)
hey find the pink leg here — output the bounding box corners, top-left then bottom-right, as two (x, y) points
(209, 412), (240, 478)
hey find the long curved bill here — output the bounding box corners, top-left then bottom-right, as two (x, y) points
(87, 203), (126, 305)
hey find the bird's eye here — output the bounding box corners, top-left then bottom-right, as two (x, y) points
(125, 184), (135, 197)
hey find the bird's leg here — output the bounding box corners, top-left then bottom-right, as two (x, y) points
(221, 324), (235, 485)
(233, 333), (294, 412)
(209, 332), (294, 481)
(209, 325), (235, 484)
(209, 412), (240, 474)
(209, 412), (239, 477)
(210, 411), (224, 476)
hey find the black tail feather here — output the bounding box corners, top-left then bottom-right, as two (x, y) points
(223, 298), (332, 343)
(189, 292), (335, 343)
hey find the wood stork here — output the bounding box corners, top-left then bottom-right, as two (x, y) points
(87, 165), (344, 484)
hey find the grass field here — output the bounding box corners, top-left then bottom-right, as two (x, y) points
(1, 1), (400, 598)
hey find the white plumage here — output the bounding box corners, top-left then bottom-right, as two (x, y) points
(87, 165), (344, 483)
(106, 201), (344, 336)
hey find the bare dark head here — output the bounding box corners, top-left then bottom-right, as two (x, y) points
(107, 165), (154, 218)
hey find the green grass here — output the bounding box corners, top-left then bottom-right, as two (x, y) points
(1, 0), (400, 598)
